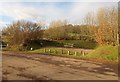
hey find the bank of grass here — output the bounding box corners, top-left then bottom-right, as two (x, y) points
(29, 47), (83, 58)
(29, 45), (118, 63)
(84, 45), (118, 62)
(3, 39), (118, 63)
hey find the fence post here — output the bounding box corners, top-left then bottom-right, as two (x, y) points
(49, 49), (51, 53)
(75, 52), (77, 56)
(81, 50), (83, 54)
(68, 51), (70, 55)
(54, 50), (57, 54)
(44, 48), (46, 52)
(82, 51), (85, 56)
(61, 49), (63, 54)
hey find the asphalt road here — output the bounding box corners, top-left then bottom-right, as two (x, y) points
(2, 52), (118, 80)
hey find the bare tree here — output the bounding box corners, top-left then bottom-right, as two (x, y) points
(83, 12), (97, 41)
(44, 20), (68, 40)
(3, 20), (43, 46)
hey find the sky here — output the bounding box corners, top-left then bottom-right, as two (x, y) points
(0, 0), (119, 29)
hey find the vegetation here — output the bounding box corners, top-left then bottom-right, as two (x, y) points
(59, 40), (97, 49)
(1, 7), (119, 63)
(29, 47), (82, 57)
(28, 45), (118, 62)
(2, 20), (43, 48)
(3, 7), (118, 46)
(85, 45), (118, 62)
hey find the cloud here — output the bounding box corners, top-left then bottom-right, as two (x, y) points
(0, 1), (118, 29)
(0, 20), (7, 25)
(1, 3), (40, 20)
(0, 0), (119, 2)
(67, 2), (117, 24)
(0, 20), (9, 30)
(0, 2), (65, 22)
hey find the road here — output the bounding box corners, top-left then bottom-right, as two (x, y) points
(2, 52), (118, 80)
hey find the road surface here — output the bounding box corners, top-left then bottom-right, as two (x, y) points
(2, 52), (118, 80)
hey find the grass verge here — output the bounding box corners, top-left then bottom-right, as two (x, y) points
(84, 45), (118, 62)
(29, 45), (118, 63)
(29, 47), (85, 58)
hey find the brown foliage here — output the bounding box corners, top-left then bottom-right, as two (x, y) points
(3, 20), (43, 46)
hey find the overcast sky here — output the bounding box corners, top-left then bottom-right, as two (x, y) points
(0, 0), (118, 29)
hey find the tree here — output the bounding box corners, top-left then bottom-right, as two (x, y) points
(2, 20), (43, 47)
(95, 7), (118, 45)
(44, 20), (68, 40)
(83, 12), (97, 41)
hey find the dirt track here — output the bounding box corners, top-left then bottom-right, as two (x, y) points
(2, 51), (118, 80)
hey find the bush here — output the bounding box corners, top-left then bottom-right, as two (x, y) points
(59, 40), (97, 49)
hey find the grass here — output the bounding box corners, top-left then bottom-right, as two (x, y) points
(85, 45), (118, 62)
(29, 45), (118, 63)
(29, 47), (84, 58)
(3, 39), (118, 63)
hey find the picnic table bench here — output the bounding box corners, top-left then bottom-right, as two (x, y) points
(64, 43), (74, 48)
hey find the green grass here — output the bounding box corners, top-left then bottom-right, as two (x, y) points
(85, 45), (118, 62)
(29, 47), (84, 58)
(29, 45), (118, 63)
(3, 39), (118, 63)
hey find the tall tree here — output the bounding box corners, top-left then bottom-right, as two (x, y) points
(95, 7), (118, 45)
(44, 20), (68, 40)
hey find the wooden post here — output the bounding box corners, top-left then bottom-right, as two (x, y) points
(49, 49), (51, 53)
(61, 49), (63, 54)
(54, 50), (57, 54)
(81, 51), (83, 54)
(68, 51), (70, 55)
(75, 52), (77, 56)
(82, 51), (85, 56)
(44, 48), (46, 52)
